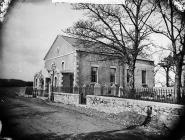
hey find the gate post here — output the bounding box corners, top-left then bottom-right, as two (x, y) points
(94, 83), (101, 96)
(48, 83), (52, 100)
(73, 85), (79, 94)
(111, 84), (117, 96)
(118, 86), (123, 97)
(103, 84), (109, 96)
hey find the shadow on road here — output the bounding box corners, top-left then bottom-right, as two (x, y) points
(19, 128), (161, 140)
(0, 89), (184, 140)
(21, 133), (72, 140)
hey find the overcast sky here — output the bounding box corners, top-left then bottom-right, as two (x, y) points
(0, 0), (171, 85)
(0, 0), (83, 81)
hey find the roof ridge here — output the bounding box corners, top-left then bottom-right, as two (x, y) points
(60, 34), (78, 40)
(54, 34), (153, 62)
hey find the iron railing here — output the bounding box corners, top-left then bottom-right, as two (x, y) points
(119, 88), (177, 104)
(53, 87), (73, 93)
(79, 85), (185, 104)
(30, 88), (49, 97)
(25, 86), (33, 95)
(30, 85), (185, 104)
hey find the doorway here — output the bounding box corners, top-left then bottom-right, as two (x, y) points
(62, 73), (74, 93)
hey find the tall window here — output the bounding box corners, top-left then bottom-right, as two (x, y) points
(142, 70), (146, 84)
(54, 77), (57, 87)
(61, 62), (65, 70)
(91, 67), (98, 82)
(35, 79), (37, 87)
(183, 73), (185, 86)
(110, 68), (116, 83)
(127, 69), (130, 83)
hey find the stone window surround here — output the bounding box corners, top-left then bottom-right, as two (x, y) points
(141, 69), (147, 85)
(91, 64), (99, 83)
(110, 66), (117, 84)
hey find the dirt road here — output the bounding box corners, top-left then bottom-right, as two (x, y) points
(0, 95), (161, 140)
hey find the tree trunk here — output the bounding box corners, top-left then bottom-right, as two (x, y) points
(128, 60), (136, 93)
(175, 59), (183, 103)
(166, 67), (169, 87)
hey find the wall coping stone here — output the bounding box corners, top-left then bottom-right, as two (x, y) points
(111, 84), (116, 88)
(54, 92), (79, 96)
(87, 95), (184, 109)
(94, 83), (101, 87)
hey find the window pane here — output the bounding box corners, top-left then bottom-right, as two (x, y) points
(142, 70), (146, 84)
(127, 69), (129, 83)
(91, 67), (98, 82)
(110, 68), (116, 74)
(110, 68), (116, 83)
(62, 62), (64, 70)
(54, 77), (57, 87)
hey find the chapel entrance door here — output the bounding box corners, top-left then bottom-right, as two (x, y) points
(62, 73), (73, 93)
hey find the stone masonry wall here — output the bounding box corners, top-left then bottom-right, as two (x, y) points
(86, 95), (184, 128)
(54, 92), (79, 105)
(78, 52), (122, 86)
(79, 52), (154, 88)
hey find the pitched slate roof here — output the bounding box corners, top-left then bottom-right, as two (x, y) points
(62, 35), (78, 47)
(62, 35), (88, 51)
(45, 35), (153, 62)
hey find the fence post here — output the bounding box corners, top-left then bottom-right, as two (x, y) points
(73, 85), (79, 94)
(82, 84), (86, 93)
(82, 84), (87, 97)
(94, 83), (101, 96)
(103, 84), (108, 96)
(174, 88), (178, 103)
(118, 86), (123, 97)
(48, 83), (51, 100)
(111, 84), (116, 96)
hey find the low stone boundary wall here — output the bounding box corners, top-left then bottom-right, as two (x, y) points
(54, 92), (80, 105)
(86, 95), (184, 127)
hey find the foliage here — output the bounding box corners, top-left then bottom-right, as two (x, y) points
(147, 0), (185, 102)
(65, 0), (157, 89)
(158, 54), (175, 87)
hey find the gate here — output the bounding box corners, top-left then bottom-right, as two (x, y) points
(80, 87), (86, 104)
(79, 84), (95, 104)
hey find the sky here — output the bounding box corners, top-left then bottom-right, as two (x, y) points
(0, 0), (83, 81)
(0, 0), (171, 86)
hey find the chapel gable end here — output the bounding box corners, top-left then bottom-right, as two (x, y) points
(44, 35), (76, 60)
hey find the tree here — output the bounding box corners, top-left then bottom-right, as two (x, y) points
(158, 54), (175, 87)
(65, 1), (157, 91)
(147, 0), (185, 103)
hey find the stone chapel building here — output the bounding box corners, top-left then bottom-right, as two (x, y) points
(33, 35), (154, 95)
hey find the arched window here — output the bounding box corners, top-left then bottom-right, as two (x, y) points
(61, 61), (65, 70)
(110, 68), (116, 84)
(35, 78), (37, 87)
(54, 77), (57, 87)
(41, 78), (44, 89)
